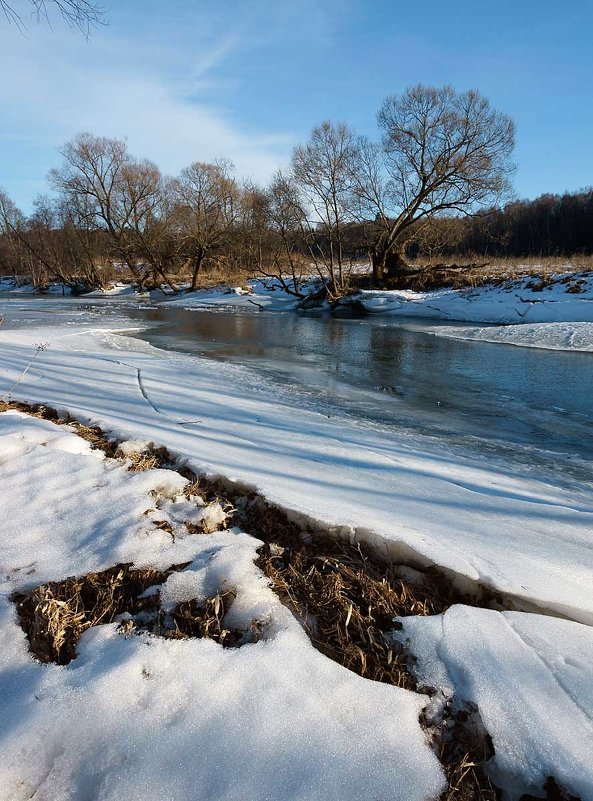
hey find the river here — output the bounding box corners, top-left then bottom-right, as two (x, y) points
(1, 293), (592, 481)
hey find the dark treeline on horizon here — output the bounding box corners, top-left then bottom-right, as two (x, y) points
(437, 189), (593, 259)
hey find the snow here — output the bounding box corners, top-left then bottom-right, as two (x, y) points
(2, 325), (593, 626)
(83, 283), (146, 298)
(0, 277), (72, 296)
(426, 321), (593, 352)
(358, 271), (593, 325)
(393, 607), (593, 799)
(1, 284), (593, 798)
(0, 410), (443, 801)
(162, 278), (312, 312)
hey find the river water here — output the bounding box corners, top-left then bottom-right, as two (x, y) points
(1, 294), (592, 478)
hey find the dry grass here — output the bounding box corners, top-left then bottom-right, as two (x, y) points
(12, 566), (261, 665)
(256, 539), (456, 690)
(422, 701), (498, 801)
(12, 564), (184, 664)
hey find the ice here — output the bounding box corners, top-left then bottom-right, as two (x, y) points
(429, 321), (593, 351)
(395, 607), (593, 799)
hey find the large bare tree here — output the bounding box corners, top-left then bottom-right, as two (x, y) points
(353, 85), (515, 284)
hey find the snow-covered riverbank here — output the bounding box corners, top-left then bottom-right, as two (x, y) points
(162, 271), (593, 352)
(1, 299), (593, 799)
(0, 328), (593, 801)
(4, 269), (593, 352)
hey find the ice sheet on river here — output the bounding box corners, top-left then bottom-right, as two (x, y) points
(1, 326), (593, 625)
(425, 321), (593, 352)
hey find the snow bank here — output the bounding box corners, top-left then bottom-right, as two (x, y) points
(394, 607), (593, 799)
(0, 277), (74, 296)
(0, 411), (443, 801)
(427, 321), (593, 352)
(162, 278), (315, 312)
(83, 283), (146, 298)
(358, 271), (593, 325)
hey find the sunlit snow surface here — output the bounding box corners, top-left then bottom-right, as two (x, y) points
(0, 412), (442, 801)
(394, 609), (593, 799)
(1, 286), (593, 799)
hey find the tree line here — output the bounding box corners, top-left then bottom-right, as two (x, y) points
(0, 84), (544, 297)
(429, 190), (593, 259)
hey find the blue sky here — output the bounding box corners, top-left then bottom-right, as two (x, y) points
(1, 0), (592, 211)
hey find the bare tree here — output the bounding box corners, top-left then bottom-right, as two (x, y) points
(292, 121), (359, 297)
(259, 171), (309, 297)
(353, 85), (515, 284)
(49, 133), (179, 289)
(0, 188), (29, 279)
(173, 160), (239, 291)
(0, 0), (104, 34)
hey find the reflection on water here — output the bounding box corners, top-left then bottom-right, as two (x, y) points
(1, 294), (593, 475)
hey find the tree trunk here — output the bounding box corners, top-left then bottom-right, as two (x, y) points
(371, 246), (411, 286)
(191, 251), (204, 292)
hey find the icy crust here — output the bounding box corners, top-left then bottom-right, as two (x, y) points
(0, 412), (444, 801)
(425, 321), (593, 352)
(1, 326), (593, 626)
(394, 607), (593, 800)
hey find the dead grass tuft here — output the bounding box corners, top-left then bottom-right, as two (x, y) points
(12, 564), (182, 664)
(13, 566), (261, 664)
(143, 590), (241, 645)
(422, 701), (498, 801)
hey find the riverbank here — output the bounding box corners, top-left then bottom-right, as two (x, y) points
(161, 270), (593, 352)
(0, 322), (593, 799)
(3, 269), (593, 354)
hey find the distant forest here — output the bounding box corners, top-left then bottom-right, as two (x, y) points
(431, 189), (593, 258)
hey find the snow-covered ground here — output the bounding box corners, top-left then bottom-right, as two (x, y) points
(358, 271), (593, 325)
(1, 307), (592, 798)
(0, 411), (442, 801)
(0, 277), (73, 296)
(393, 608), (593, 799)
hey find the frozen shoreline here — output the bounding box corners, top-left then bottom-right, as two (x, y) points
(3, 269), (593, 353)
(1, 303), (593, 799)
(162, 270), (593, 352)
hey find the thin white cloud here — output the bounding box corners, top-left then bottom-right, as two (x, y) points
(0, 13), (292, 204)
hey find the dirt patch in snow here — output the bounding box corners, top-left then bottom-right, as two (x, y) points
(12, 564), (258, 665)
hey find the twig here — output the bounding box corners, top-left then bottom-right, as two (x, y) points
(0, 342), (49, 402)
